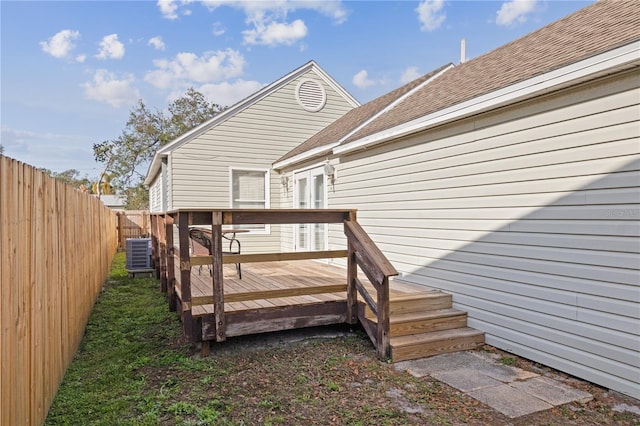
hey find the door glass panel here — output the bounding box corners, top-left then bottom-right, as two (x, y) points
(312, 174), (324, 208)
(296, 176), (308, 250)
(297, 177), (308, 208)
(311, 172), (326, 251)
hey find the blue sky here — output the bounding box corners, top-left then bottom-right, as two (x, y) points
(1, 0), (592, 179)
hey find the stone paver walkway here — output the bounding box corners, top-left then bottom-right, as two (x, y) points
(395, 351), (593, 418)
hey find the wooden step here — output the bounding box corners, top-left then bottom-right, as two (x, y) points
(374, 308), (469, 337)
(390, 327), (485, 362)
(365, 291), (453, 317)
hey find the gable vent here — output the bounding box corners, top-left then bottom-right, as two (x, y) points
(296, 79), (326, 112)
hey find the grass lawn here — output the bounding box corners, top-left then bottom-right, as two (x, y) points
(46, 252), (640, 425)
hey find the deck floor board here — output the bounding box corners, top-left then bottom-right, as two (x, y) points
(176, 260), (430, 318)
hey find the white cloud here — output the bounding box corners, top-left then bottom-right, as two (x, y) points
(243, 19), (307, 46)
(96, 34), (125, 60)
(416, 0), (446, 32)
(145, 48), (246, 90)
(400, 66), (421, 84)
(212, 21), (226, 36)
(194, 79), (265, 106)
(40, 29), (82, 60)
(83, 70), (139, 108)
(352, 70), (375, 89)
(148, 36), (166, 51)
(157, 0), (179, 19)
(496, 0), (537, 26)
(193, 1), (348, 46)
(76, 54), (87, 63)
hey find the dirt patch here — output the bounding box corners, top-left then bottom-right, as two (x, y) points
(139, 328), (639, 425)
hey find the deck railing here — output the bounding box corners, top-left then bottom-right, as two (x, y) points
(151, 209), (397, 358)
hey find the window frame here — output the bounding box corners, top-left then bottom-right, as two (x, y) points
(228, 167), (271, 234)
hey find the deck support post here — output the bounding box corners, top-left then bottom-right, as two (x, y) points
(377, 276), (390, 360)
(346, 213), (358, 325)
(178, 212), (196, 341)
(211, 211), (226, 342)
(165, 214), (176, 311)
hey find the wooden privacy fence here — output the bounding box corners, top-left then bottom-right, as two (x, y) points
(117, 210), (150, 249)
(0, 155), (119, 426)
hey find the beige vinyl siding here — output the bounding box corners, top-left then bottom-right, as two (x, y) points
(329, 69), (640, 398)
(149, 174), (162, 213)
(169, 69), (354, 253)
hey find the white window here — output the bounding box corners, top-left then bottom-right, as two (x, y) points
(230, 168), (270, 232)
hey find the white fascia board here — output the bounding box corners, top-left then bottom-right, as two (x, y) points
(144, 152), (163, 186)
(311, 63), (360, 108)
(337, 64), (453, 144)
(334, 40), (640, 155)
(272, 142), (340, 171)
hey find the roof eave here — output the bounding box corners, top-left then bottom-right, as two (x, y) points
(334, 40), (640, 156)
(143, 152), (164, 186)
(273, 142), (340, 171)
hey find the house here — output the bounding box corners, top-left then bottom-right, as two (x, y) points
(273, 0), (640, 398)
(144, 61), (359, 253)
(96, 194), (126, 210)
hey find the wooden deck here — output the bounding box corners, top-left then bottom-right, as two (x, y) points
(151, 209), (483, 360)
(174, 259), (431, 340)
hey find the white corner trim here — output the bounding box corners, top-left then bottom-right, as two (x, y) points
(272, 142), (340, 170)
(334, 40), (640, 155)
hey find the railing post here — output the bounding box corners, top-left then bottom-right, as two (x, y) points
(178, 212), (196, 341)
(165, 214), (176, 311)
(346, 212), (358, 325)
(211, 211), (226, 342)
(377, 276), (390, 360)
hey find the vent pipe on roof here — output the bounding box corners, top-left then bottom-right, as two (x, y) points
(460, 38), (466, 64)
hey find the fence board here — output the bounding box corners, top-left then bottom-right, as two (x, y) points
(117, 210), (150, 249)
(0, 155), (118, 426)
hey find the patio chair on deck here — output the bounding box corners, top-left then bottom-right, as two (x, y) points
(189, 228), (241, 279)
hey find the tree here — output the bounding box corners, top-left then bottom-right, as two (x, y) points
(0, 144), (4, 155)
(93, 88), (223, 206)
(40, 168), (92, 190)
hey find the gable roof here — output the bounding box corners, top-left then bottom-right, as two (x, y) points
(279, 0), (639, 164)
(273, 63), (453, 169)
(144, 60), (359, 185)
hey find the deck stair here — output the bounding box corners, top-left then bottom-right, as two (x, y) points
(361, 280), (485, 362)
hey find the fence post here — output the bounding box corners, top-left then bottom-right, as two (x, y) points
(117, 211), (124, 249)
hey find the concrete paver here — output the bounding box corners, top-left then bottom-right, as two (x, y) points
(394, 350), (593, 419)
(430, 368), (503, 392)
(468, 384), (554, 418)
(512, 376), (593, 405)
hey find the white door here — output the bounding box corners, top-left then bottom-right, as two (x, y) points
(294, 166), (327, 251)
